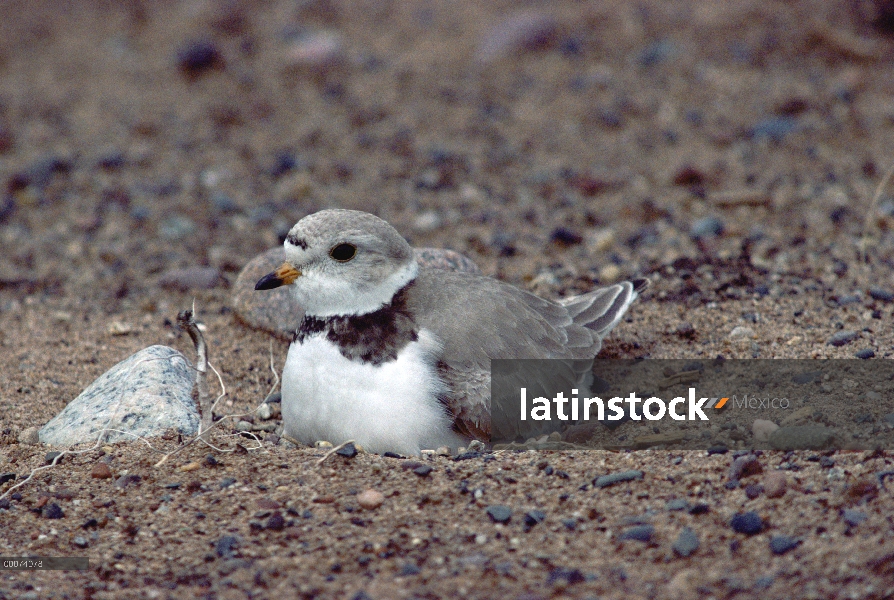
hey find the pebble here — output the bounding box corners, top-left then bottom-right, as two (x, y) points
(690, 216), (725, 239)
(855, 348), (875, 359)
(336, 443), (358, 458)
(598, 264), (622, 284)
(398, 563), (421, 576)
(233, 247), (481, 338)
(284, 30), (345, 71)
(594, 470), (644, 488)
(728, 326), (754, 340)
(159, 215), (197, 240)
(413, 465), (433, 477)
(868, 288), (894, 302)
(666, 499), (689, 511)
(769, 426), (836, 451)
(215, 535), (240, 558)
(763, 472), (787, 498)
(745, 484), (763, 499)
(672, 527), (699, 557)
(177, 40), (223, 77)
(550, 227), (584, 246)
(357, 489), (385, 510)
(729, 454), (763, 481)
(619, 524), (654, 542)
(768, 536), (800, 555)
(750, 116), (798, 142)
(730, 511), (763, 535)
(524, 510), (546, 527)
(72, 536), (89, 549)
(475, 11), (559, 63)
(752, 419), (779, 443)
(158, 267), (223, 291)
(485, 505), (512, 524)
(18, 426), (40, 445)
(43, 503), (64, 519)
(39, 345), (198, 446)
(266, 512), (285, 531)
(90, 463), (113, 479)
(0, 473), (14, 485)
(827, 330), (858, 347)
(842, 509), (867, 526)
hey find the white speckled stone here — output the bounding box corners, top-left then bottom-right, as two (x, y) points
(39, 345), (198, 446)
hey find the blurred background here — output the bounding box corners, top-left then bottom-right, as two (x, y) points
(1, 0), (894, 316)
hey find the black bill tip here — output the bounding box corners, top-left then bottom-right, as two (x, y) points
(255, 272), (284, 291)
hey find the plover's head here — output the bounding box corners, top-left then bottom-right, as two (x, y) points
(255, 209), (417, 317)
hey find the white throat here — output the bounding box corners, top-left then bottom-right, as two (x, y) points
(295, 261), (418, 318)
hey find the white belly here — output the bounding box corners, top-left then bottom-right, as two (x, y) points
(280, 329), (465, 455)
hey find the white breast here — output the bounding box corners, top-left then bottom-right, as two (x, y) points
(280, 329), (465, 455)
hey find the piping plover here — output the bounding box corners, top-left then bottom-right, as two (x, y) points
(255, 209), (644, 455)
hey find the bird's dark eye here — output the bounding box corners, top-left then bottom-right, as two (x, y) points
(329, 243), (357, 262)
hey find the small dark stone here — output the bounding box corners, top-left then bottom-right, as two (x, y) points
(731, 511), (763, 535)
(383, 452), (404, 459)
(750, 116), (798, 142)
(266, 512), (285, 531)
(43, 503), (65, 519)
(666, 498), (689, 511)
(398, 563), (421, 576)
(524, 510), (546, 527)
(0, 498), (9, 510)
(45, 452), (64, 465)
(724, 481), (739, 490)
(828, 330), (858, 347)
(708, 445), (728, 455)
(562, 518), (577, 530)
(413, 465), (433, 477)
(619, 524), (654, 542)
(673, 165), (706, 187)
(453, 451), (482, 461)
(0, 473), (15, 485)
(114, 474), (142, 488)
(855, 348), (876, 359)
(754, 576), (775, 590)
(842, 509), (867, 527)
(220, 477), (237, 489)
(546, 567), (586, 586)
(769, 535), (800, 555)
(164, 482), (182, 490)
(550, 227), (584, 246)
(689, 503), (710, 515)
(96, 151), (126, 170)
(336, 443), (358, 458)
(869, 288), (894, 302)
(792, 371), (822, 384)
(204, 454), (219, 467)
(485, 505), (512, 524)
(215, 535), (240, 558)
(745, 484), (764, 499)
(594, 470), (644, 488)
(690, 216), (725, 239)
(177, 40), (223, 77)
(819, 456), (835, 468)
(672, 527), (699, 557)
(675, 322), (696, 338)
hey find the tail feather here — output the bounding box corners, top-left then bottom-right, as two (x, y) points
(559, 278), (648, 339)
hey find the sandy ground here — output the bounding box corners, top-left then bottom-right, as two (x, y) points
(2, 0), (894, 598)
